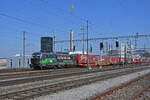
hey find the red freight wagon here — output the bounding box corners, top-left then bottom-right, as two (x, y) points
(140, 59), (145, 63)
(118, 58), (122, 63)
(137, 59), (140, 63)
(131, 58), (139, 63)
(131, 58), (136, 63)
(110, 57), (122, 64)
(110, 57), (118, 64)
(76, 54), (100, 67)
(100, 56), (111, 66)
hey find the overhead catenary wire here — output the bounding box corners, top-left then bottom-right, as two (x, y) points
(55, 34), (150, 43)
(39, 0), (122, 39)
(39, 0), (87, 22)
(24, 0), (81, 27)
(0, 13), (45, 27)
(0, 13), (68, 34)
(40, 0), (110, 39)
(1, 0), (103, 40)
(0, 12), (70, 37)
(39, 0), (100, 28)
(39, 0), (101, 36)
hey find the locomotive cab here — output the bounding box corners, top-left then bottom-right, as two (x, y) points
(30, 52), (41, 69)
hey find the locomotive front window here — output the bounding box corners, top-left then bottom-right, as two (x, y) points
(32, 53), (41, 59)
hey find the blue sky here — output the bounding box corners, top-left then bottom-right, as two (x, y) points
(0, 0), (150, 57)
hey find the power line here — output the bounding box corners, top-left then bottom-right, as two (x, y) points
(40, 0), (87, 22)
(0, 13), (65, 33)
(55, 33), (150, 43)
(0, 13), (41, 26)
(42, 0), (104, 34)
(0, 12), (69, 34)
(1, 1), (87, 39)
(24, 0), (83, 28)
(39, 0), (105, 37)
(24, 0), (80, 27)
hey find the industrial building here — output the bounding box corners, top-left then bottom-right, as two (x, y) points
(41, 37), (53, 53)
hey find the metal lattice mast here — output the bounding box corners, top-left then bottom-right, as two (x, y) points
(23, 31), (26, 68)
(87, 20), (89, 68)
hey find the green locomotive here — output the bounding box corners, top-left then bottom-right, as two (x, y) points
(30, 52), (77, 69)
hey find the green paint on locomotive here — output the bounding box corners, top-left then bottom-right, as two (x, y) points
(40, 57), (76, 65)
(31, 52), (77, 69)
(41, 58), (56, 64)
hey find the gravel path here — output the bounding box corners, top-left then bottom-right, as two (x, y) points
(35, 66), (150, 100)
(100, 72), (150, 100)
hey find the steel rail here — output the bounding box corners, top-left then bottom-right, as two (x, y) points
(0, 68), (85, 77)
(132, 83), (150, 100)
(0, 64), (147, 87)
(91, 71), (150, 100)
(0, 66), (150, 100)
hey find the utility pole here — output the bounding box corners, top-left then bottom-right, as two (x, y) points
(86, 20), (89, 68)
(106, 41), (108, 54)
(135, 32), (138, 49)
(53, 29), (56, 52)
(124, 44), (127, 66)
(129, 40), (132, 61)
(81, 25), (85, 54)
(70, 30), (74, 52)
(23, 31), (26, 68)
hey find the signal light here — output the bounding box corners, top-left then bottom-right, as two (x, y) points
(116, 40), (119, 48)
(73, 45), (75, 51)
(100, 42), (103, 50)
(90, 46), (92, 53)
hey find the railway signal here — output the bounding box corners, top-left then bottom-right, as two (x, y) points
(90, 45), (92, 53)
(100, 41), (103, 50)
(73, 45), (75, 51)
(116, 40), (119, 48)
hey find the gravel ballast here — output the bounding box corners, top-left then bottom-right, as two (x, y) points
(35, 68), (150, 100)
(0, 67), (133, 95)
(100, 72), (150, 100)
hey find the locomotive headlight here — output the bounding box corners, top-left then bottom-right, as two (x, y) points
(50, 60), (52, 63)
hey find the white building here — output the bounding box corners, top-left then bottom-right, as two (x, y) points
(0, 58), (7, 69)
(7, 54), (31, 68)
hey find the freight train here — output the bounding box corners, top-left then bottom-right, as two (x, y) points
(30, 52), (150, 70)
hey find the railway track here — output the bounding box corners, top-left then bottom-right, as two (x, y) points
(0, 63), (148, 75)
(0, 68), (33, 73)
(0, 64), (148, 87)
(0, 67), (86, 77)
(0, 65), (150, 100)
(133, 82), (150, 100)
(0, 63), (147, 79)
(91, 68), (150, 100)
